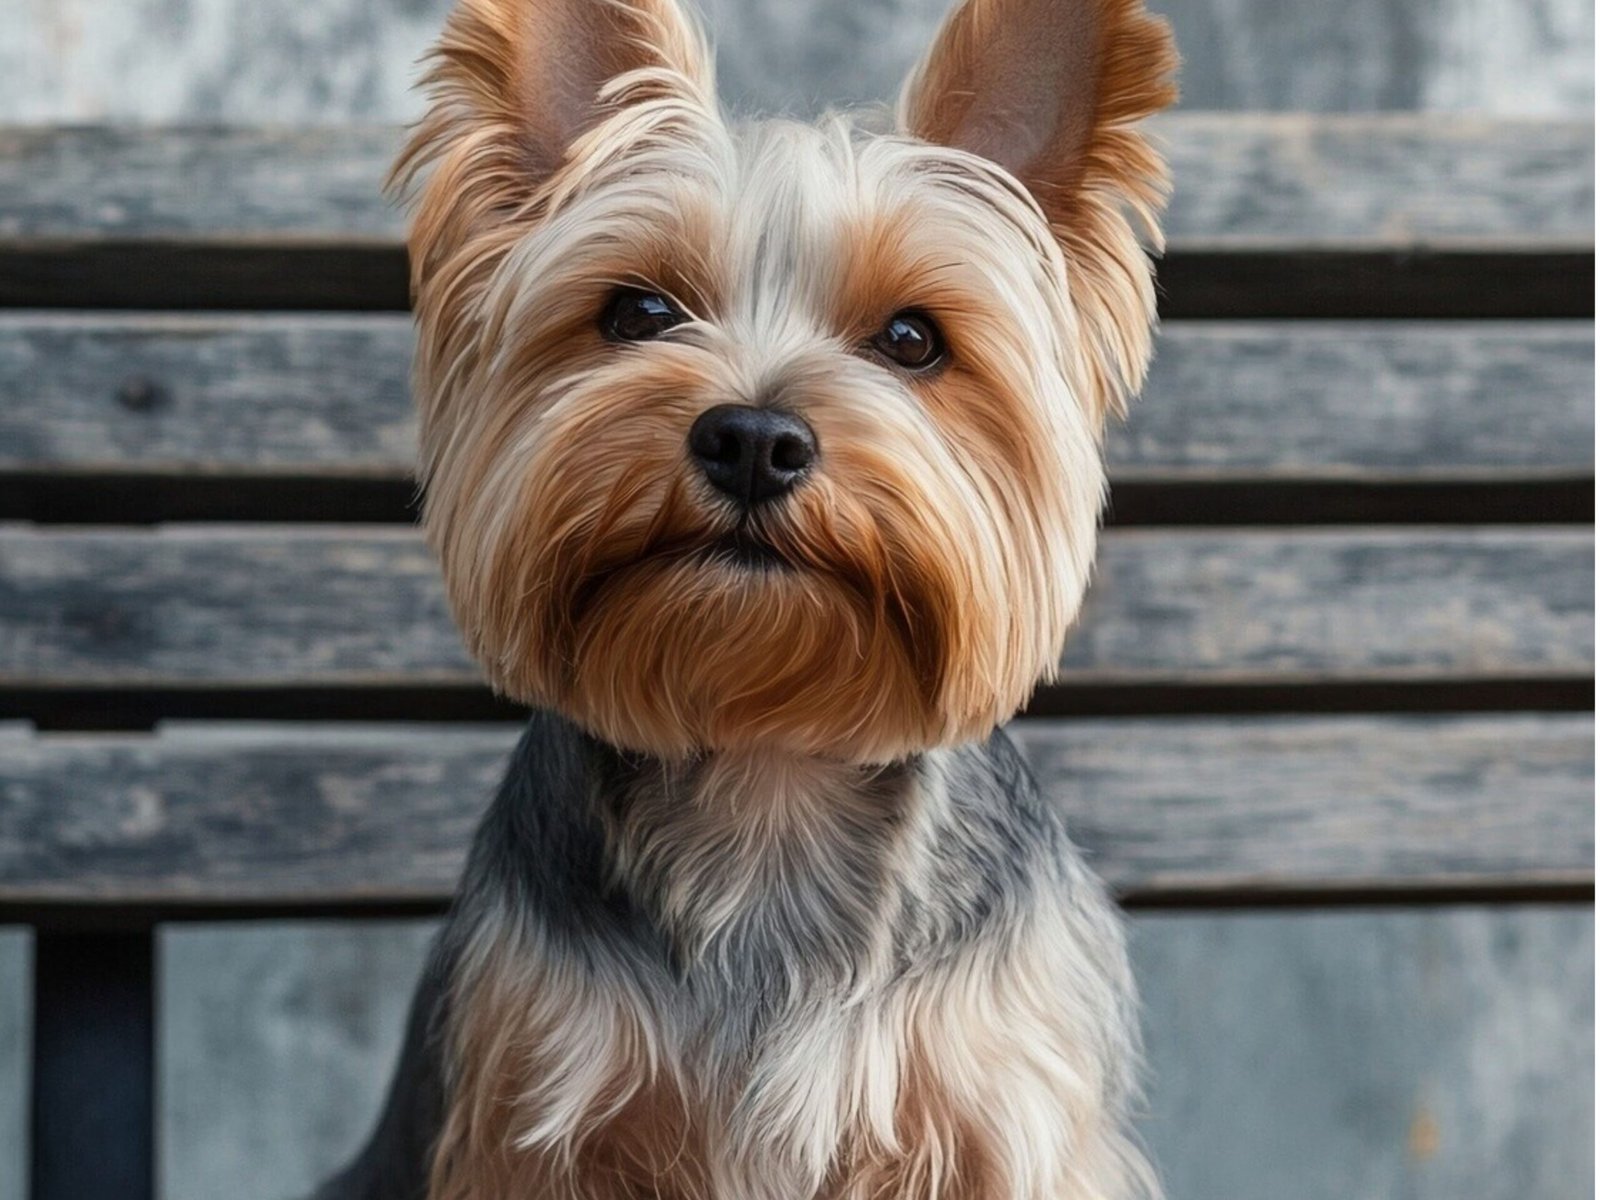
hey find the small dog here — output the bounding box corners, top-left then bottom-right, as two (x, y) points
(320, 0), (1177, 1195)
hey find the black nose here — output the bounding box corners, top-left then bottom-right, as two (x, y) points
(688, 404), (817, 506)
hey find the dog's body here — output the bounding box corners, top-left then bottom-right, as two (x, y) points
(320, 0), (1176, 1194)
(320, 713), (1144, 1198)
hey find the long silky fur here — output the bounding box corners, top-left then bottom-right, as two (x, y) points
(323, 0), (1181, 1195)
(418, 716), (1156, 1200)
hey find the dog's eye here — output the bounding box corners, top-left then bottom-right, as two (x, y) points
(870, 311), (945, 371)
(602, 288), (688, 342)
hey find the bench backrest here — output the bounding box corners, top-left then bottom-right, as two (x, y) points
(0, 113), (1592, 1200)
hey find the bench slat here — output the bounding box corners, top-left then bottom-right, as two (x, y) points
(0, 117), (1590, 247)
(0, 525), (1588, 687)
(1, 316), (1591, 482)
(0, 715), (1588, 907)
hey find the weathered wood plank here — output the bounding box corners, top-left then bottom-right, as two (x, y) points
(1122, 322), (1595, 481)
(2, 0), (1592, 123)
(1011, 716), (1595, 896)
(0, 526), (1587, 688)
(2, 315), (1591, 482)
(0, 314), (418, 476)
(1061, 527), (1594, 682)
(1158, 115), (1593, 249)
(0, 715), (1589, 907)
(0, 117), (1590, 248)
(152, 907), (1595, 1200)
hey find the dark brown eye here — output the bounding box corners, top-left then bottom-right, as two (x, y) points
(603, 288), (687, 341)
(871, 310), (945, 370)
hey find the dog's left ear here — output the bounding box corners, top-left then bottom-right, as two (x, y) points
(899, 0), (1178, 422)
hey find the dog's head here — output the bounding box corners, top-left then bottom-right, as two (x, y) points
(396, 0), (1177, 762)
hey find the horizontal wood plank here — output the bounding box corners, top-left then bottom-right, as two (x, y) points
(0, 715), (1589, 908)
(1, 315), (1591, 482)
(0, 525), (1588, 688)
(1010, 717), (1595, 896)
(1, 117), (1589, 248)
(1061, 527), (1593, 682)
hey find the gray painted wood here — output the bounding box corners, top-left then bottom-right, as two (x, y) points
(1121, 322), (1595, 480)
(1157, 114), (1593, 248)
(0, 314), (419, 476)
(1012, 716), (1595, 896)
(0, 928), (26, 1200)
(1061, 527), (1593, 681)
(0, 0), (1591, 123)
(2, 316), (1591, 481)
(153, 906), (1595, 1200)
(0, 117), (1590, 248)
(1, 715), (1589, 906)
(0, 525), (1588, 688)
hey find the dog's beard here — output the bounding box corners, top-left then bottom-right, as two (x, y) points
(459, 460), (965, 762)
(566, 550), (932, 761)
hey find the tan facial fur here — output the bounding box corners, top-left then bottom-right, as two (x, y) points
(393, 0), (1175, 765)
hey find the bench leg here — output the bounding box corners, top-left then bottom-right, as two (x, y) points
(30, 930), (155, 1200)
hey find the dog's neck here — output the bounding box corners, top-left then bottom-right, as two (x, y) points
(463, 713), (1045, 1017)
(595, 744), (927, 989)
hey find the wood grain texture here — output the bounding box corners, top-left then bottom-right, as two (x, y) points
(0, 714), (1589, 906)
(1121, 322), (1595, 481)
(152, 907), (1595, 1200)
(158, 920), (438, 1200)
(1, 0), (1591, 122)
(2, 315), (1591, 482)
(0, 525), (1588, 688)
(1011, 716), (1595, 896)
(0, 313), (418, 476)
(1061, 527), (1594, 682)
(0, 117), (1590, 249)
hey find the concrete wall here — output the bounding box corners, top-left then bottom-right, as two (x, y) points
(156, 908), (1594, 1200)
(0, 0), (1591, 124)
(0, 930), (29, 1200)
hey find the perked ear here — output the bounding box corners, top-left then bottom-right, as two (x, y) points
(899, 0), (1179, 423)
(392, 0), (715, 290)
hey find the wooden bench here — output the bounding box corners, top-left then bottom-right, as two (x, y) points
(0, 115), (1592, 1199)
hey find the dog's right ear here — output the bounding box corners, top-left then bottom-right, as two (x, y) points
(392, 0), (715, 289)
(899, 0), (1178, 426)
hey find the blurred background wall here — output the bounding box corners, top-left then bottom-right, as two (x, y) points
(0, 1), (1592, 1198)
(0, 0), (1592, 122)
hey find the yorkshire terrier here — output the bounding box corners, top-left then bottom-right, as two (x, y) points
(320, 0), (1177, 1195)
